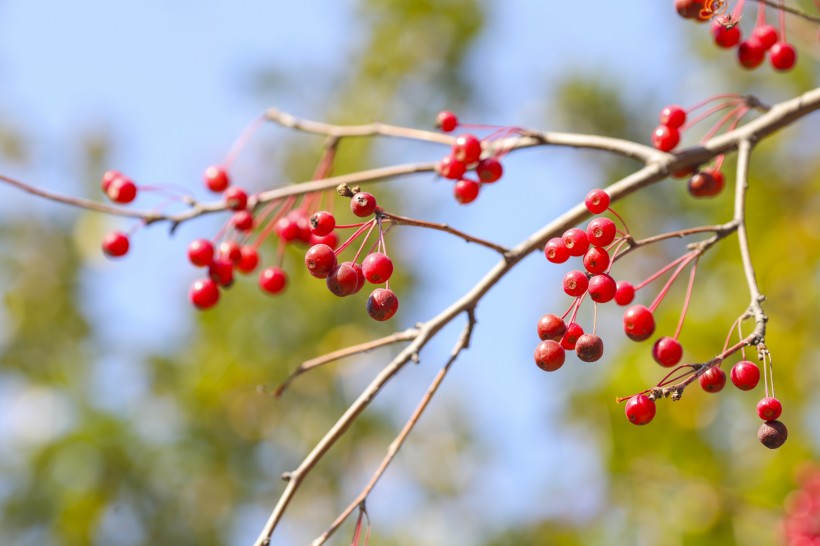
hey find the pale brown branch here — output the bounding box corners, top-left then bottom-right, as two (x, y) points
(614, 222), (739, 263)
(748, 0), (820, 23)
(379, 211), (510, 255)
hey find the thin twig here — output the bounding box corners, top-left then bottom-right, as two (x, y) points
(748, 0), (820, 23)
(379, 211), (510, 255)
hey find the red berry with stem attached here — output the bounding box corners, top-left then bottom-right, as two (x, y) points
(350, 192), (378, 217)
(326, 262), (361, 297)
(237, 246), (259, 274)
(752, 24), (779, 49)
(438, 155), (467, 180)
(309, 211), (336, 237)
(362, 252), (394, 284)
(188, 239), (214, 267)
(224, 186), (248, 211)
(452, 134), (482, 164)
(304, 244), (337, 279)
(106, 175), (137, 204)
(544, 237), (570, 264)
(770, 42), (797, 71)
(204, 165), (230, 193)
(560, 323), (584, 351)
(652, 336), (683, 367)
(712, 22), (742, 48)
(575, 334), (604, 362)
(218, 241), (242, 265)
(259, 266), (287, 295)
(454, 179), (480, 204)
(537, 314), (567, 341)
(614, 281), (635, 306)
(232, 210), (254, 232)
(699, 366), (727, 393)
(757, 397), (783, 420)
(102, 231), (130, 258)
(476, 157), (503, 183)
(563, 270), (589, 297)
(583, 246), (610, 274)
(585, 189), (610, 214)
(436, 111), (458, 132)
(189, 278), (220, 309)
(534, 340), (566, 372)
(625, 394), (656, 425)
(208, 258), (234, 288)
(731, 360), (760, 390)
(623, 305), (655, 341)
(588, 274), (616, 303)
(367, 288), (399, 321)
(688, 170), (721, 198)
(758, 420), (788, 449)
(651, 125), (680, 152)
(562, 228), (590, 257)
(659, 105), (687, 129)
(586, 217), (616, 247)
(738, 39), (766, 69)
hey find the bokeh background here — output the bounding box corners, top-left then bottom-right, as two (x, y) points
(0, 1), (819, 545)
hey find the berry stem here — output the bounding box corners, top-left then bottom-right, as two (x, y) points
(757, 0), (767, 25)
(335, 219), (376, 258)
(350, 220), (378, 263)
(606, 207), (630, 235)
(682, 100), (742, 132)
(672, 257), (699, 339)
(648, 253), (696, 313)
(634, 252), (693, 292)
(224, 114), (266, 169)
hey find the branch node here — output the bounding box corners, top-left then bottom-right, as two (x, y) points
(281, 472), (293, 482)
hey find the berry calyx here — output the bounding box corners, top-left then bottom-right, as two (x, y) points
(757, 397), (783, 420)
(534, 340), (566, 372)
(560, 323), (584, 351)
(623, 305), (655, 341)
(563, 270), (589, 297)
(102, 231), (130, 258)
(204, 165), (230, 193)
(259, 266), (287, 295)
(699, 366), (727, 393)
(362, 252), (394, 284)
(224, 186), (248, 211)
(584, 189), (610, 214)
(436, 111), (458, 132)
(625, 394), (656, 425)
(326, 262), (362, 297)
(651, 125), (680, 152)
(309, 211), (336, 237)
(586, 217), (616, 247)
(758, 420), (788, 449)
(476, 157), (503, 183)
(614, 281), (635, 306)
(189, 278), (220, 309)
(452, 134), (482, 164)
(731, 360), (761, 390)
(454, 179), (480, 204)
(366, 288), (399, 321)
(544, 237), (570, 264)
(738, 39), (766, 69)
(537, 313), (567, 341)
(588, 274), (616, 303)
(652, 336), (683, 367)
(188, 239), (214, 267)
(350, 192), (378, 217)
(575, 334), (604, 362)
(562, 228), (590, 257)
(770, 42), (797, 71)
(659, 105), (687, 129)
(583, 246), (610, 275)
(304, 244), (337, 279)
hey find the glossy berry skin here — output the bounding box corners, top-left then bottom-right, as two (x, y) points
(366, 288), (399, 321)
(623, 305), (655, 341)
(688, 169), (724, 198)
(652, 336), (683, 367)
(102, 231), (130, 258)
(583, 246), (610, 275)
(651, 125), (680, 152)
(537, 313), (567, 341)
(659, 105), (686, 129)
(218, 241), (242, 265)
(362, 252), (394, 284)
(452, 134), (482, 164)
(588, 274), (616, 303)
(275, 216), (300, 243)
(304, 244), (337, 278)
(544, 237), (570, 264)
(560, 323), (584, 351)
(350, 192), (378, 217)
(438, 155), (467, 180)
(204, 165), (230, 192)
(309, 211), (336, 237)
(224, 186), (248, 211)
(625, 394), (656, 425)
(237, 246), (259, 274)
(259, 266), (287, 295)
(310, 231), (339, 250)
(188, 239), (215, 267)
(758, 420), (788, 449)
(675, 0), (708, 21)
(575, 334), (604, 362)
(101, 170), (121, 193)
(208, 258), (234, 288)
(584, 189), (610, 214)
(106, 175), (137, 204)
(562, 228), (590, 257)
(326, 262), (361, 297)
(534, 340), (565, 372)
(189, 278), (220, 309)
(699, 366), (727, 393)
(738, 39), (766, 69)
(232, 210), (254, 232)
(770, 42), (797, 71)
(436, 110), (458, 132)
(614, 281), (635, 306)
(454, 179), (480, 204)
(712, 22), (741, 48)
(731, 360), (760, 391)
(563, 270), (589, 297)
(757, 397), (783, 420)
(586, 217), (616, 247)
(476, 157), (503, 183)
(752, 24), (779, 50)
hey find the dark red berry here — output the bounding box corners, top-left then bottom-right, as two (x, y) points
(588, 274), (617, 303)
(652, 336), (683, 367)
(476, 157), (503, 183)
(534, 340), (566, 372)
(584, 189), (610, 214)
(537, 314), (567, 341)
(758, 420), (788, 449)
(544, 237), (570, 264)
(731, 360), (760, 391)
(757, 397), (783, 420)
(770, 42), (797, 71)
(106, 175), (137, 204)
(350, 192), (377, 217)
(586, 217), (616, 248)
(454, 179), (480, 204)
(366, 288), (399, 321)
(675, 0), (706, 20)
(436, 111), (458, 132)
(575, 334), (604, 362)
(362, 252), (394, 284)
(438, 155), (467, 180)
(232, 210), (254, 231)
(309, 211), (336, 237)
(699, 366), (727, 393)
(560, 323), (584, 351)
(189, 278), (220, 309)
(259, 266), (287, 295)
(562, 228), (590, 257)
(688, 169), (724, 198)
(204, 165), (230, 192)
(738, 39), (766, 69)
(583, 246), (610, 275)
(452, 134), (482, 164)
(224, 186), (248, 211)
(208, 258), (234, 288)
(614, 281), (635, 306)
(651, 125), (680, 152)
(326, 262), (361, 297)
(625, 394), (656, 425)
(237, 246), (259, 274)
(752, 24), (779, 49)
(188, 239), (214, 267)
(563, 270), (589, 297)
(304, 244), (337, 279)
(712, 22), (742, 48)
(659, 105), (687, 129)
(102, 231), (130, 258)
(623, 305), (655, 341)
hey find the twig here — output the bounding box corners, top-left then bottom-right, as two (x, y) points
(379, 211), (510, 255)
(747, 0), (820, 23)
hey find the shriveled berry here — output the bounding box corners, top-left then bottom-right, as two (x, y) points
(583, 246), (610, 274)
(584, 189), (610, 214)
(544, 237), (570, 264)
(659, 105), (687, 129)
(367, 288), (399, 321)
(586, 217), (617, 247)
(204, 165), (230, 193)
(699, 366), (727, 393)
(309, 211), (336, 237)
(625, 394), (656, 425)
(304, 244), (337, 278)
(102, 231), (130, 258)
(326, 262), (361, 297)
(757, 397), (783, 420)
(436, 110), (458, 132)
(452, 134), (482, 164)
(614, 281), (635, 306)
(534, 340), (565, 372)
(476, 157), (503, 183)
(438, 155), (467, 180)
(454, 179), (480, 204)
(562, 228), (590, 257)
(575, 334), (604, 362)
(712, 22), (742, 48)
(237, 246), (259, 274)
(537, 314), (567, 341)
(224, 186), (248, 211)
(652, 336), (683, 367)
(106, 175), (137, 204)
(189, 278), (220, 309)
(350, 192), (378, 217)
(623, 305), (655, 341)
(259, 266), (287, 295)
(188, 239), (214, 267)
(738, 39), (766, 69)
(560, 323), (584, 351)
(758, 420), (788, 449)
(752, 24), (779, 49)
(651, 125), (680, 152)
(232, 210), (254, 231)
(770, 42), (797, 71)
(362, 252), (394, 284)
(588, 274), (616, 303)
(563, 270), (589, 297)
(208, 258), (234, 288)
(731, 360), (760, 391)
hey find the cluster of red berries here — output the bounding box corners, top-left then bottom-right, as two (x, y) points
(100, 170), (138, 258)
(435, 111), (504, 205)
(782, 466), (820, 543)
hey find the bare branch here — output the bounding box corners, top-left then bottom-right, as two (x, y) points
(748, 0), (820, 23)
(379, 211), (510, 255)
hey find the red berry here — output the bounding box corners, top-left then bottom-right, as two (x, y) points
(224, 186), (248, 211)
(204, 165), (230, 193)
(102, 231), (130, 258)
(563, 270), (589, 297)
(232, 210), (254, 231)
(699, 366), (727, 392)
(208, 258), (234, 288)
(562, 228), (590, 257)
(544, 237), (570, 264)
(651, 125), (680, 152)
(731, 360), (760, 390)
(583, 246), (610, 275)
(738, 39), (766, 69)
(309, 211), (336, 237)
(675, 0), (706, 20)
(454, 179), (480, 204)
(452, 134), (482, 164)
(625, 394), (656, 425)
(588, 274), (617, 303)
(366, 288), (399, 321)
(560, 323), (584, 351)
(237, 246), (259, 274)
(436, 111), (458, 132)
(757, 397), (783, 420)
(188, 239), (214, 267)
(614, 281), (635, 306)
(584, 189), (610, 214)
(586, 217), (616, 247)
(623, 305), (655, 341)
(189, 278), (220, 309)
(688, 168), (724, 198)
(712, 22), (742, 48)
(326, 262), (362, 297)
(537, 314), (567, 341)
(652, 336), (683, 367)
(286, 209), (312, 244)
(362, 252), (394, 284)
(752, 24), (779, 50)
(304, 244), (337, 279)
(310, 231), (339, 250)
(438, 155), (467, 180)
(106, 175), (137, 204)
(575, 334), (604, 362)
(350, 192), (377, 217)
(758, 420), (788, 449)
(534, 339), (566, 372)
(770, 42), (797, 71)
(476, 157), (503, 183)
(659, 105), (687, 129)
(275, 216), (301, 243)
(218, 241), (242, 265)
(259, 266), (287, 295)
(101, 170), (121, 193)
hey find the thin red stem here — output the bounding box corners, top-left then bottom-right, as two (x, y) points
(649, 254), (696, 313)
(634, 253), (692, 292)
(224, 114), (266, 169)
(673, 257), (699, 339)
